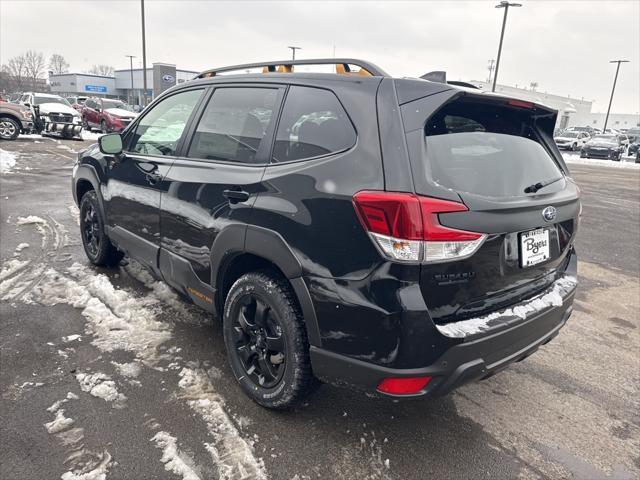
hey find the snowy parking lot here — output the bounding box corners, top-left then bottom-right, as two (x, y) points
(1, 136), (638, 480)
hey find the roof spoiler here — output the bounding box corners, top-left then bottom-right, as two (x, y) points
(420, 71), (480, 90)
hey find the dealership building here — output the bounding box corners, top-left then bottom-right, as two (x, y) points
(49, 63), (199, 106)
(469, 79), (639, 130)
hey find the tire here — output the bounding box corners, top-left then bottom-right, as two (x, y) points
(0, 117), (20, 140)
(572, 143), (577, 151)
(82, 117), (90, 131)
(101, 120), (109, 134)
(79, 190), (123, 267)
(223, 271), (314, 409)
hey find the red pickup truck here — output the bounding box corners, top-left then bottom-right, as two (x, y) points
(82, 98), (137, 133)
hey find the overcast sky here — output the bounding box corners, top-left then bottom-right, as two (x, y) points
(1, 0), (638, 113)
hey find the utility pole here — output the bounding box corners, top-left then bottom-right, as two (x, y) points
(492, 1), (522, 92)
(603, 60), (629, 133)
(288, 46), (301, 61)
(487, 59), (496, 84)
(125, 55), (136, 105)
(141, 0), (148, 106)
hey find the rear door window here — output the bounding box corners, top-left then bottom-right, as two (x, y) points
(187, 87), (278, 164)
(424, 99), (563, 198)
(272, 86), (356, 162)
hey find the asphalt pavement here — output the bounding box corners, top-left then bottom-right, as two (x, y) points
(1, 135), (638, 480)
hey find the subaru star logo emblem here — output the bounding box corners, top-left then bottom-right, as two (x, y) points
(162, 74), (175, 83)
(542, 206), (557, 222)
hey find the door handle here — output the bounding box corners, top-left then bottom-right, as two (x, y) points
(222, 189), (250, 203)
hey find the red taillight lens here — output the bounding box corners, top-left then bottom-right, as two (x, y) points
(507, 99), (535, 109)
(377, 376), (432, 395)
(353, 191), (486, 263)
(352, 191), (423, 240)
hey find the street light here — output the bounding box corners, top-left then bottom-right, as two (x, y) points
(492, 1), (522, 92)
(125, 55), (136, 105)
(141, 0), (148, 106)
(603, 60), (629, 133)
(288, 46), (301, 61)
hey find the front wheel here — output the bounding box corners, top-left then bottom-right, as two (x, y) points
(223, 272), (315, 409)
(79, 190), (123, 267)
(0, 117), (20, 140)
(100, 120), (109, 134)
(572, 143), (578, 151)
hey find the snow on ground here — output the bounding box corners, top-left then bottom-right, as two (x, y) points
(68, 204), (80, 226)
(0, 148), (17, 173)
(178, 367), (267, 480)
(60, 451), (112, 480)
(437, 275), (578, 338)
(44, 409), (75, 434)
(81, 130), (103, 141)
(152, 431), (203, 480)
(16, 215), (50, 248)
(563, 153), (640, 169)
(111, 361), (142, 378)
(76, 372), (127, 408)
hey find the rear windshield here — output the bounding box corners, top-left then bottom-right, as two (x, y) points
(424, 98), (563, 198)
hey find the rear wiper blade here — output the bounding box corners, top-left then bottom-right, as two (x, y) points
(524, 176), (564, 194)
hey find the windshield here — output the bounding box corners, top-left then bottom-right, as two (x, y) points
(558, 131), (578, 138)
(34, 96), (70, 106)
(103, 100), (133, 111)
(424, 99), (563, 198)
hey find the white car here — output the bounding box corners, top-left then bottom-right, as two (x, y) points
(554, 130), (590, 151)
(19, 92), (83, 138)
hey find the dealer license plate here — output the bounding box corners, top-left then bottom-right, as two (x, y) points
(520, 228), (550, 267)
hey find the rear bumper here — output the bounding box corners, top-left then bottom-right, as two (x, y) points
(310, 281), (575, 397)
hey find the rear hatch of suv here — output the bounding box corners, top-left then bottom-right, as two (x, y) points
(403, 91), (579, 326)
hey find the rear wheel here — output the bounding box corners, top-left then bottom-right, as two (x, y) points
(0, 117), (20, 140)
(223, 271), (314, 409)
(79, 190), (123, 267)
(82, 117), (90, 131)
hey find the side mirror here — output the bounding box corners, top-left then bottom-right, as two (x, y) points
(99, 133), (123, 155)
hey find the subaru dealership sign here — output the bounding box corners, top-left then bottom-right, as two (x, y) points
(84, 84), (108, 93)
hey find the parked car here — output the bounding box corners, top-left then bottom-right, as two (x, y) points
(19, 92), (82, 138)
(72, 58), (579, 409)
(580, 134), (625, 160)
(566, 125), (598, 136)
(628, 140), (639, 158)
(82, 98), (138, 133)
(624, 127), (640, 143)
(67, 96), (88, 113)
(0, 99), (34, 140)
(554, 130), (590, 150)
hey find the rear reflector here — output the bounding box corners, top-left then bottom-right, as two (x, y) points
(353, 191), (486, 263)
(377, 376), (432, 395)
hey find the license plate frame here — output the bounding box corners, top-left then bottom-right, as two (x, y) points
(519, 228), (551, 268)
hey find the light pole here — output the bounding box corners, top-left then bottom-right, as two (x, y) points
(492, 1), (522, 92)
(603, 60), (629, 133)
(125, 55), (136, 105)
(288, 46), (301, 61)
(141, 0), (148, 106)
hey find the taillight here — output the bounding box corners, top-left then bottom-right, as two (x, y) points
(377, 376), (432, 395)
(353, 191), (486, 264)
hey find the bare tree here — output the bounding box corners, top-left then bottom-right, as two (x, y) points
(89, 64), (115, 77)
(3, 54), (28, 91)
(49, 53), (69, 75)
(24, 50), (46, 90)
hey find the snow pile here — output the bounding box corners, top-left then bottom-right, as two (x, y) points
(76, 372), (127, 408)
(177, 367), (267, 480)
(45, 409), (75, 434)
(62, 334), (82, 343)
(60, 450), (112, 480)
(26, 263), (172, 363)
(436, 275), (577, 338)
(152, 431), (203, 480)
(47, 392), (79, 413)
(0, 148), (17, 173)
(0, 259), (29, 281)
(111, 361), (142, 378)
(81, 130), (103, 141)
(563, 153), (640, 170)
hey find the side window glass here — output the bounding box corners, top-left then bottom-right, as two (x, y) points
(272, 86), (356, 162)
(187, 88), (278, 164)
(129, 89), (203, 157)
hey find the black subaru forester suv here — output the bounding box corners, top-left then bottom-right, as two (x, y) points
(72, 59), (579, 409)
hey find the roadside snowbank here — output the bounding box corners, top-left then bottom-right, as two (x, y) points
(563, 153), (640, 169)
(0, 148), (17, 173)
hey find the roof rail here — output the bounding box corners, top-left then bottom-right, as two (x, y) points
(195, 58), (389, 79)
(420, 71), (480, 90)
